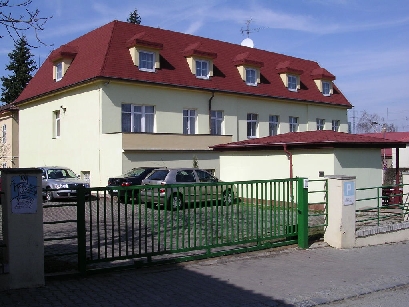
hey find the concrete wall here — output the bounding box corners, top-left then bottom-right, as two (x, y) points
(392, 147), (409, 169)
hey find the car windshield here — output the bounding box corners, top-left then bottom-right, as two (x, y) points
(47, 168), (77, 179)
(147, 170), (169, 181)
(124, 168), (148, 177)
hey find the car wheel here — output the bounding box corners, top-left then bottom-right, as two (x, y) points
(46, 189), (55, 202)
(168, 193), (184, 210)
(223, 189), (233, 205)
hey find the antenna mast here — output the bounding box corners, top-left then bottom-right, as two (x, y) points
(240, 18), (264, 38)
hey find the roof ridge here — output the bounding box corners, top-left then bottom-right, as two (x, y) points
(99, 21), (119, 76)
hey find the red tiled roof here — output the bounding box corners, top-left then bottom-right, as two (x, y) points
(211, 131), (406, 151)
(15, 20), (352, 107)
(360, 132), (409, 142)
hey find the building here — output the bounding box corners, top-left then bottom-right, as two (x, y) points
(0, 104), (19, 168)
(14, 21), (351, 186)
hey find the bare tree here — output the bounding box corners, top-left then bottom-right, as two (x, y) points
(0, 0), (51, 44)
(356, 110), (397, 133)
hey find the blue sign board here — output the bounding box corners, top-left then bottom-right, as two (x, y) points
(343, 181), (355, 206)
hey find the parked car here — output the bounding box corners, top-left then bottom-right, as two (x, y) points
(107, 167), (159, 202)
(141, 168), (234, 209)
(39, 166), (90, 201)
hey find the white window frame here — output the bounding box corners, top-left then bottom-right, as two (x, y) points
(288, 75), (297, 92)
(139, 51), (155, 72)
(316, 118), (325, 130)
(183, 109), (196, 135)
(332, 120), (340, 132)
(269, 115), (279, 136)
(247, 113), (258, 138)
(121, 104), (155, 133)
(55, 62), (63, 81)
(245, 68), (257, 86)
(211, 110), (223, 135)
(195, 60), (209, 79)
(54, 110), (61, 138)
(2, 124), (6, 144)
(289, 116), (298, 132)
(322, 81), (331, 96)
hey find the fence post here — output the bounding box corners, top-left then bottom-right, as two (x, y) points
(324, 176), (356, 248)
(77, 186), (86, 275)
(297, 177), (309, 249)
(0, 168), (44, 290)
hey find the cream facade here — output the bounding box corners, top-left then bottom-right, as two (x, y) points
(218, 148), (382, 209)
(18, 79), (349, 187)
(0, 108), (19, 168)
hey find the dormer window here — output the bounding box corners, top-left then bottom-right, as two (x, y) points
(55, 62), (63, 81)
(245, 68), (257, 86)
(311, 67), (336, 97)
(276, 61), (303, 93)
(49, 45), (78, 82)
(233, 53), (263, 87)
(139, 51), (155, 72)
(127, 32), (163, 73)
(322, 81), (331, 96)
(288, 75), (298, 92)
(183, 42), (217, 80)
(195, 59), (209, 79)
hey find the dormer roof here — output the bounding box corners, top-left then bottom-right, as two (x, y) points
(49, 45), (78, 62)
(311, 68), (336, 81)
(126, 32), (163, 50)
(183, 42), (217, 59)
(233, 52), (264, 68)
(276, 61), (304, 75)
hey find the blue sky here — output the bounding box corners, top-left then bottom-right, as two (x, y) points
(1, 0), (408, 131)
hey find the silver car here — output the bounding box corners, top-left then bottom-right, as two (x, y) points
(141, 168), (234, 209)
(39, 166), (90, 201)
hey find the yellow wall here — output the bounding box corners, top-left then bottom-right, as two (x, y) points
(0, 111), (19, 167)
(18, 80), (349, 186)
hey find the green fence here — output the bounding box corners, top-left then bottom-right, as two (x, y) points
(74, 178), (308, 274)
(356, 184), (409, 229)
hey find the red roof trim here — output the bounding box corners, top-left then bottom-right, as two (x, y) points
(211, 131), (406, 151)
(276, 61), (304, 75)
(183, 42), (217, 59)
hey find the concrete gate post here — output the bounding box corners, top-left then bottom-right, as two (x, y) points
(324, 175), (356, 249)
(0, 168), (44, 290)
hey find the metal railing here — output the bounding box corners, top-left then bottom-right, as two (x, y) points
(75, 178), (308, 273)
(356, 184), (409, 230)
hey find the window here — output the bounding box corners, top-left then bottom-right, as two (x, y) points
(245, 68), (257, 86)
(210, 110), (223, 135)
(269, 115), (279, 136)
(55, 62), (63, 81)
(196, 169), (217, 183)
(289, 116), (298, 132)
(332, 120), (340, 132)
(316, 118), (325, 130)
(247, 113), (258, 138)
(121, 104), (154, 133)
(195, 60), (209, 79)
(288, 75), (297, 91)
(2, 124), (6, 144)
(322, 81), (330, 96)
(53, 110), (61, 138)
(183, 109), (196, 134)
(139, 51), (155, 72)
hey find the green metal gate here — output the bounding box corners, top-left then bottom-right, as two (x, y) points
(75, 178), (308, 274)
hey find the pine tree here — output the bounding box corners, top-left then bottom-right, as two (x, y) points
(127, 9), (142, 24)
(1, 36), (37, 104)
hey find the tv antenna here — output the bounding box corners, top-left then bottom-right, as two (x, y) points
(240, 18), (265, 38)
